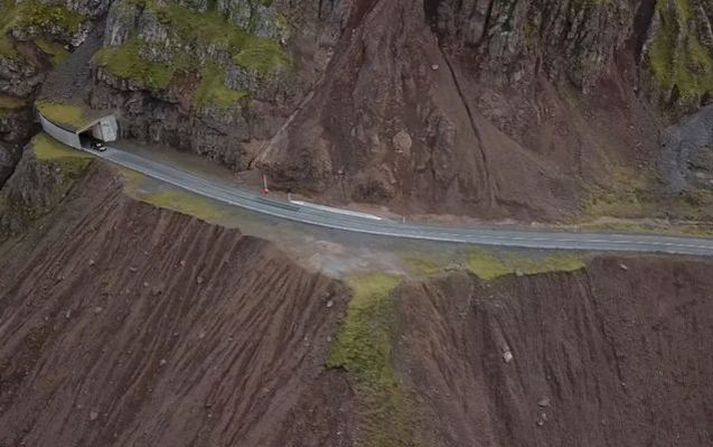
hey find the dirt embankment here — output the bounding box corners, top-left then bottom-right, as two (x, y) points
(0, 165), (354, 446)
(396, 258), (713, 446)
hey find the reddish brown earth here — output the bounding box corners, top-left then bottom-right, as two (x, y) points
(1, 162), (713, 446)
(396, 258), (713, 446)
(0, 165), (354, 446)
(258, 0), (660, 221)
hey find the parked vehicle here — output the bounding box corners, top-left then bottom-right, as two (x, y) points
(90, 140), (106, 152)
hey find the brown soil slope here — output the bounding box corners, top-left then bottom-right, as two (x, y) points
(397, 258), (713, 446)
(259, 0), (658, 220)
(0, 166), (353, 446)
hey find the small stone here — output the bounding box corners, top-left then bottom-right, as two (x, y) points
(620, 263), (628, 271)
(204, 403), (212, 409)
(179, 260), (186, 267)
(431, 64), (439, 70)
(65, 310), (72, 319)
(93, 307), (103, 315)
(129, 267), (137, 273)
(143, 282), (149, 288)
(326, 300), (334, 308)
(515, 269), (524, 277)
(88, 259), (95, 266)
(198, 332), (206, 339)
(537, 397), (551, 408)
(536, 412), (547, 427)
(196, 276), (205, 285)
(503, 351), (513, 363)
(159, 359), (167, 366)
(89, 410), (99, 421)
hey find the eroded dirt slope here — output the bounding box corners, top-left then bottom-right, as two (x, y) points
(0, 164), (354, 446)
(396, 258), (713, 446)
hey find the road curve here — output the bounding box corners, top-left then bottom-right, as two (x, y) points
(62, 144), (712, 257)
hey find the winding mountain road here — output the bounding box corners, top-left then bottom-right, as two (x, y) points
(81, 145), (713, 257)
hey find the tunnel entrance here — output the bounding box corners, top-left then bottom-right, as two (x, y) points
(76, 115), (119, 149)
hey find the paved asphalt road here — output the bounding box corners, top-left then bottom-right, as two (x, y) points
(91, 145), (713, 257)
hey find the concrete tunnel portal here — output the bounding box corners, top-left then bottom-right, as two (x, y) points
(37, 102), (119, 150)
(76, 116), (119, 147)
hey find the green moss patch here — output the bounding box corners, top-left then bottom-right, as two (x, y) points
(467, 249), (585, 280)
(34, 38), (70, 67)
(137, 188), (230, 224)
(96, 1), (289, 96)
(193, 65), (247, 110)
(328, 274), (415, 447)
(16, 1), (84, 36)
(648, 0), (713, 110)
(0, 0), (84, 59)
(234, 37), (290, 73)
(36, 101), (96, 131)
(0, 94), (26, 113)
(95, 39), (175, 93)
(33, 133), (92, 180)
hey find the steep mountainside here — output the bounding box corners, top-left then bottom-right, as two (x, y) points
(1, 0), (712, 220)
(1, 159), (712, 445)
(393, 256), (713, 446)
(0, 162), (355, 446)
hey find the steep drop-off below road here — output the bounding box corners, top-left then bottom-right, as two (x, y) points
(0, 164), (354, 446)
(396, 257), (713, 446)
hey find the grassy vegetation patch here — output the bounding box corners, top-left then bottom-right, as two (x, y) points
(139, 188), (229, 224)
(467, 249), (585, 280)
(0, 94), (26, 112)
(34, 38), (70, 67)
(16, 1), (84, 36)
(193, 65), (247, 110)
(36, 101), (91, 130)
(328, 274), (415, 447)
(402, 256), (442, 277)
(648, 0), (713, 107)
(94, 39), (175, 93)
(96, 1), (289, 94)
(234, 37), (290, 73)
(154, 5), (248, 51)
(32, 133), (92, 179)
(0, 0), (84, 59)
(0, 0), (19, 58)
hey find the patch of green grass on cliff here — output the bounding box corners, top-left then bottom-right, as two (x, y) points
(0, 0), (18, 58)
(32, 133), (92, 180)
(139, 189), (230, 224)
(648, 0), (713, 106)
(467, 249), (585, 280)
(0, 95), (25, 115)
(35, 101), (91, 131)
(150, 2), (289, 74)
(95, 39), (175, 92)
(154, 5), (248, 51)
(327, 274), (415, 447)
(234, 38), (290, 74)
(15, 1), (84, 36)
(34, 38), (70, 67)
(193, 65), (247, 110)
(0, 0), (82, 59)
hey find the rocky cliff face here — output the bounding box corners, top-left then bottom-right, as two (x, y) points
(0, 0), (104, 187)
(89, 0), (346, 170)
(5, 0), (709, 220)
(250, 0), (713, 220)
